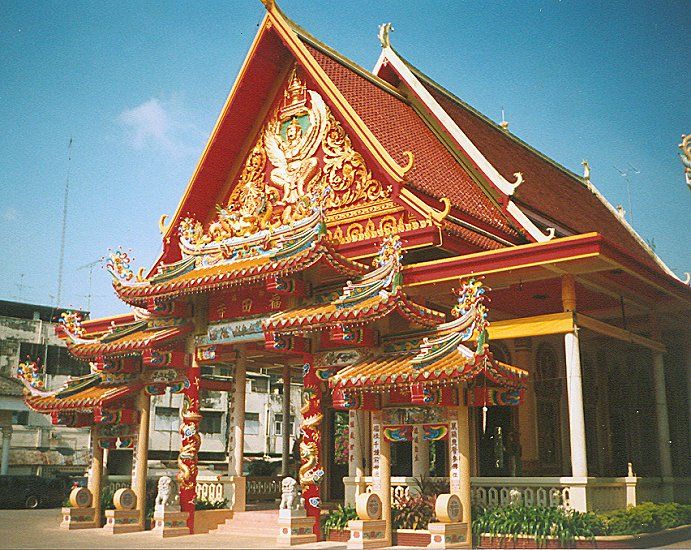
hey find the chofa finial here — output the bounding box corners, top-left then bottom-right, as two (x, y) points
(581, 160), (591, 183)
(378, 23), (393, 48)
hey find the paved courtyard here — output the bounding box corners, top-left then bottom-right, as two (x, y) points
(1, 509), (689, 549)
(0, 508), (346, 550)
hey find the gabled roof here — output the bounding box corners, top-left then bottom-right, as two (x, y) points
(375, 46), (678, 279)
(150, 3), (527, 276)
(25, 382), (140, 413)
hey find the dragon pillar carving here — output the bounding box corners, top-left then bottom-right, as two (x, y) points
(177, 358), (201, 529)
(299, 359), (324, 538)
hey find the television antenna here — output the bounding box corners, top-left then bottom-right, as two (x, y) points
(77, 258), (103, 312)
(56, 137), (73, 307)
(613, 163), (640, 224)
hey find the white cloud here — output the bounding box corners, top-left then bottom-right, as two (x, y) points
(118, 96), (201, 157)
(2, 207), (18, 222)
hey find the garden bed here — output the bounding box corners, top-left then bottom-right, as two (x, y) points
(478, 524), (691, 548)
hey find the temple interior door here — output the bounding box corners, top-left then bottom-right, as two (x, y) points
(326, 409), (349, 501)
(477, 406), (515, 477)
(391, 441), (413, 477)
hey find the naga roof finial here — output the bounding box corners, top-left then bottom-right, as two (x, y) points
(378, 22), (394, 48)
(581, 159), (591, 183)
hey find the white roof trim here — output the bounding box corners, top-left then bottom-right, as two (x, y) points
(374, 47), (554, 244)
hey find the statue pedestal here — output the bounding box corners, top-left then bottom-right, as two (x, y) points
(103, 509), (141, 534)
(60, 507), (97, 530)
(152, 507), (190, 538)
(427, 522), (468, 549)
(347, 519), (388, 549)
(276, 512), (317, 546)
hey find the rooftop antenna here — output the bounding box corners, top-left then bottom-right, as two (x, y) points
(613, 163), (639, 224)
(56, 137), (73, 308)
(77, 258), (103, 312)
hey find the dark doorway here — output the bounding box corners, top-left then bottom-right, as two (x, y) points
(391, 441), (413, 477)
(106, 449), (133, 476)
(326, 410), (349, 501)
(477, 406), (514, 476)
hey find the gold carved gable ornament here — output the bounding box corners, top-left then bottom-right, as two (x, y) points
(227, 68), (392, 228)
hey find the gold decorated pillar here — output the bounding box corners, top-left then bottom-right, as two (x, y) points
(371, 410), (391, 545)
(88, 426), (104, 527)
(134, 390), (150, 530)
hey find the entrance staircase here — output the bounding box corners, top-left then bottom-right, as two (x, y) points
(214, 509), (279, 539)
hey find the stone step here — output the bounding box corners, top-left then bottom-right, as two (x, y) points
(214, 510), (280, 536)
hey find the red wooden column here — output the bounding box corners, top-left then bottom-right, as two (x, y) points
(299, 358), (324, 539)
(178, 354), (201, 530)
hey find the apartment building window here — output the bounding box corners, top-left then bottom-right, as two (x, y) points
(274, 414), (294, 436)
(199, 411), (223, 434)
(18, 343), (89, 377)
(245, 412), (260, 435)
(248, 377), (269, 393)
(155, 406), (180, 432)
(12, 411), (29, 425)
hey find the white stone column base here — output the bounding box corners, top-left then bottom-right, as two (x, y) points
(60, 507), (97, 530)
(103, 509), (141, 534)
(276, 516), (317, 546)
(427, 522), (469, 548)
(347, 519), (388, 549)
(152, 510), (190, 537)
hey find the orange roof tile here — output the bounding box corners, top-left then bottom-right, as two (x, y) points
(66, 324), (192, 359)
(264, 290), (445, 334)
(26, 383), (139, 413)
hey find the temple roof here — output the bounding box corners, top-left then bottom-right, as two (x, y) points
(64, 322), (192, 359)
(376, 49), (678, 278)
(111, 212), (367, 306)
(330, 350), (525, 392)
(264, 288), (444, 334)
(25, 382), (140, 413)
(300, 42), (523, 243)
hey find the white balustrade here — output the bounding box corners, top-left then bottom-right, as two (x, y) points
(348, 475), (655, 511)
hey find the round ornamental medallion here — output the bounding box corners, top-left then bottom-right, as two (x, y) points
(69, 487), (93, 509)
(113, 488), (137, 511)
(356, 492), (382, 521)
(435, 493), (462, 523)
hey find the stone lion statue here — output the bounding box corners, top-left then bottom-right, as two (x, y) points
(279, 476), (304, 512)
(155, 475), (179, 511)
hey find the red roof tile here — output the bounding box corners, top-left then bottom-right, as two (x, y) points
(302, 43), (522, 243)
(421, 80), (664, 273)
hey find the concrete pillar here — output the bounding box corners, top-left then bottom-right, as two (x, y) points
(514, 338), (537, 466)
(371, 410), (391, 545)
(449, 404), (471, 530)
(134, 390), (150, 529)
(228, 349), (247, 511)
(562, 275), (588, 479)
(281, 364), (291, 477)
(653, 352), (674, 499)
(412, 425), (429, 478)
(88, 426), (104, 526)
(0, 424), (12, 476)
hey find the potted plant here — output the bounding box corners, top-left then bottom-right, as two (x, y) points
(322, 504), (357, 541)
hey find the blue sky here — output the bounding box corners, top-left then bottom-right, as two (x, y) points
(1, 1), (689, 317)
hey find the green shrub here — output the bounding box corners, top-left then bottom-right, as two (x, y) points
(392, 493), (436, 530)
(194, 497), (229, 510)
(599, 502), (691, 535)
(472, 505), (605, 546)
(321, 504), (358, 536)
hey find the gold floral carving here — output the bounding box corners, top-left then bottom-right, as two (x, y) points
(319, 112), (391, 208)
(181, 69), (394, 248)
(328, 213), (433, 244)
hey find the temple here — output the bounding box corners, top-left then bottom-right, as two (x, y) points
(17, 2), (689, 545)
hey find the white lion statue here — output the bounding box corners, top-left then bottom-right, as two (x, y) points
(279, 476), (305, 513)
(155, 475), (180, 511)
